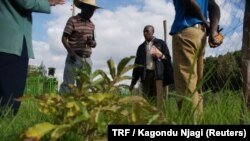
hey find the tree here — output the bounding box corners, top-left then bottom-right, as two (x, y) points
(203, 51), (242, 92)
(242, 0), (250, 108)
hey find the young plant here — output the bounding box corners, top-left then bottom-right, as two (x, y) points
(21, 56), (162, 141)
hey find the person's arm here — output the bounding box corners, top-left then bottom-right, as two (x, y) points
(86, 33), (96, 48)
(14, 0), (64, 13)
(208, 0), (221, 37)
(130, 48), (141, 91)
(62, 17), (78, 61)
(62, 33), (77, 62)
(151, 39), (169, 60)
(184, 0), (209, 27)
(162, 41), (171, 61)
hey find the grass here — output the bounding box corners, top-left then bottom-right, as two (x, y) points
(163, 90), (250, 124)
(0, 90), (250, 141)
(0, 100), (50, 141)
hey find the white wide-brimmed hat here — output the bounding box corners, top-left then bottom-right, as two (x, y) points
(74, 0), (101, 9)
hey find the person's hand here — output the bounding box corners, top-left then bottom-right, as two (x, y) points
(86, 36), (96, 47)
(48, 0), (65, 6)
(129, 85), (134, 91)
(208, 25), (224, 48)
(208, 33), (224, 48)
(150, 46), (163, 59)
(68, 50), (77, 62)
(208, 26), (224, 48)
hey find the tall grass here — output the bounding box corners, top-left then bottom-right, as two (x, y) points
(202, 91), (243, 124)
(163, 90), (250, 124)
(0, 100), (50, 141)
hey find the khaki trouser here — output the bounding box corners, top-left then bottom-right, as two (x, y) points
(172, 26), (206, 118)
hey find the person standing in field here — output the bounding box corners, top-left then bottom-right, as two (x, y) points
(59, 0), (100, 94)
(170, 0), (222, 119)
(0, 0), (65, 115)
(130, 25), (174, 100)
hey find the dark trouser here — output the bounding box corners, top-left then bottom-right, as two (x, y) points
(0, 39), (29, 114)
(141, 70), (156, 98)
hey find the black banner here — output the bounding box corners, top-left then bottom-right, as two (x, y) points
(108, 125), (250, 140)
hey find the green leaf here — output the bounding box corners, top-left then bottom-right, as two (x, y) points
(169, 93), (192, 102)
(131, 109), (137, 123)
(50, 124), (72, 141)
(91, 78), (105, 87)
(73, 102), (90, 124)
(96, 70), (111, 84)
(102, 105), (121, 112)
(72, 112), (90, 124)
(107, 58), (116, 80)
(95, 107), (101, 123)
(119, 64), (141, 76)
(66, 101), (81, 117)
(80, 61), (92, 75)
(147, 114), (160, 125)
(90, 70), (102, 80)
(117, 56), (135, 76)
(114, 76), (132, 84)
(119, 96), (148, 105)
(23, 122), (57, 141)
(88, 93), (113, 103)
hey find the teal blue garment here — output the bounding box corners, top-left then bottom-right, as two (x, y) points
(170, 0), (208, 35)
(0, 0), (51, 58)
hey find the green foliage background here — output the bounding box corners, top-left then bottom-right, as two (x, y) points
(203, 50), (242, 92)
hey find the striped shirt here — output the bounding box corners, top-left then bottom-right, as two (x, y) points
(64, 14), (95, 57)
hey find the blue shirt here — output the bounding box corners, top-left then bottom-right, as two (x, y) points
(170, 0), (208, 35)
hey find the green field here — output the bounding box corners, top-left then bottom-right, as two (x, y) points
(0, 90), (249, 141)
